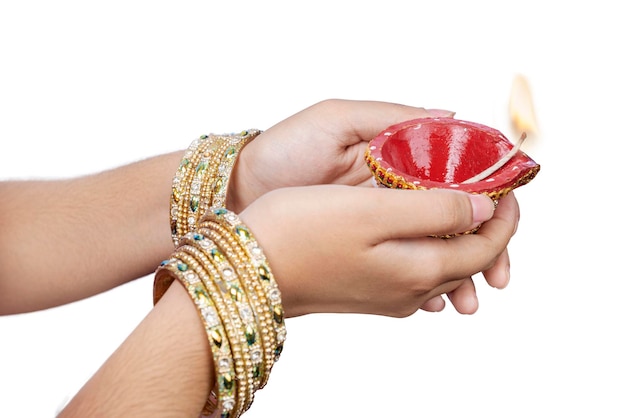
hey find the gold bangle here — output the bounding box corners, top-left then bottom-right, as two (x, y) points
(200, 208), (286, 366)
(209, 130), (261, 209)
(170, 135), (215, 245)
(170, 130), (261, 246)
(198, 219), (277, 389)
(174, 248), (249, 417)
(177, 136), (228, 245)
(156, 204), (285, 418)
(197, 225), (274, 393)
(153, 254), (236, 416)
(178, 234), (260, 414)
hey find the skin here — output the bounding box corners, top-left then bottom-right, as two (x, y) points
(240, 186), (516, 318)
(59, 279), (212, 417)
(0, 99), (505, 315)
(57, 190), (518, 417)
(0, 99), (520, 416)
(231, 99), (512, 312)
(0, 151), (183, 313)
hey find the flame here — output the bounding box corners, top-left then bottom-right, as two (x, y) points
(509, 74), (539, 138)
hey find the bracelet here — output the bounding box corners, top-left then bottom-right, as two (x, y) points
(154, 208), (286, 418)
(154, 252), (236, 416)
(198, 223), (276, 392)
(198, 209), (286, 382)
(177, 248), (251, 417)
(170, 129), (262, 246)
(180, 239), (258, 414)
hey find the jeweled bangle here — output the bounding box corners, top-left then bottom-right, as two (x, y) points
(153, 254), (236, 416)
(170, 130), (262, 246)
(156, 205), (284, 418)
(173, 136), (227, 246)
(179, 233), (261, 414)
(174, 248), (249, 417)
(170, 135), (216, 246)
(200, 208), (287, 370)
(209, 130), (261, 209)
(198, 218), (277, 390)
(196, 225), (273, 395)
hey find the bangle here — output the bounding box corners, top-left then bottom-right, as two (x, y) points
(177, 248), (250, 417)
(154, 207), (286, 418)
(200, 209), (286, 349)
(198, 209), (286, 384)
(170, 129), (261, 246)
(198, 222), (276, 392)
(179, 238), (258, 414)
(154, 253), (236, 416)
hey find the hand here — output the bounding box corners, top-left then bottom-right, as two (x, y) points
(239, 185), (519, 318)
(227, 99), (454, 212)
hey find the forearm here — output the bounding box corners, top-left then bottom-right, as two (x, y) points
(0, 151), (183, 314)
(58, 280), (212, 417)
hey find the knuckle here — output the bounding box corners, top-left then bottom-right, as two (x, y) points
(313, 98), (343, 113)
(435, 192), (473, 233)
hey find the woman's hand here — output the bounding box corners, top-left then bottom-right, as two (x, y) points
(227, 99), (453, 212)
(239, 185), (519, 318)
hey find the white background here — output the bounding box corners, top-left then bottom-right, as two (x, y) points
(1, 1), (624, 417)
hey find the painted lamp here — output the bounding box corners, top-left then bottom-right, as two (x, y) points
(365, 117), (540, 236)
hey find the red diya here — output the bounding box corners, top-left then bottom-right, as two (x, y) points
(365, 118), (540, 236)
(365, 117), (540, 200)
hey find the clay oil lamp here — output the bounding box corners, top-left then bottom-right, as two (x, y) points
(364, 117), (540, 236)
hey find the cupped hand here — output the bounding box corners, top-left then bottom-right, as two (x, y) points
(239, 185), (519, 318)
(227, 99), (454, 212)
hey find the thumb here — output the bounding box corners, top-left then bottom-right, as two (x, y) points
(366, 188), (495, 240)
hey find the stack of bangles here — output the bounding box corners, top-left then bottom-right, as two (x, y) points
(153, 130), (286, 418)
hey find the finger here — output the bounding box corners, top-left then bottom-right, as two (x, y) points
(420, 295), (446, 312)
(422, 192), (519, 280)
(370, 191), (510, 291)
(482, 248), (511, 289)
(368, 188), (495, 242)
(318, 99), (455, 146)
(475, 192), (519, 243)
(477, 193), (518, 288)
(446, 278), (479, 314)
(357, 177), (377, 188)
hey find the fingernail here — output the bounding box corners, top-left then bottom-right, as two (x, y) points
(426, 109), (456, 118)
(469, 194), (495, 223)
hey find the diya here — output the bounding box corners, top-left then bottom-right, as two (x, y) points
(365, 117), (540, 236)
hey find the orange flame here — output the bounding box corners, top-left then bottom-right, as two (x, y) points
(509, 74), (539, 138)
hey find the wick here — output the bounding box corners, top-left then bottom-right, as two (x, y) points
(461, 132), (527, 184)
